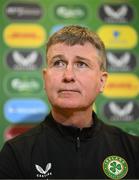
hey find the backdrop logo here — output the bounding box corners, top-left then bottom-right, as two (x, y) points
(6, 50), (43, 70)
(4, 74), (43, 95)
(106, 52), (137, 72)
(103, 74), (139, 98)
(103, 101), (139, 122)
(4, 125), (34, 141)
(5, 2), (43, 20)
(4, 99), (49, 123)
(97, 25), (138, 49)
(99, 4), (134, 23)
(3, 24), (46, 48)
(55, 4), (87, 19)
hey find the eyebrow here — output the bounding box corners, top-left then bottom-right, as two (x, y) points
(47, 54), (65, 64)
(75, 56), (91, 63)
(52, 54), (65, 59)
(48, 54), (96, 66)
(52, 55), (91, 61)
(75, 55), (100, 67)
(48, 54), (65, 61)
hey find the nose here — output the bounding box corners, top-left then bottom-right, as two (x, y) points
(63, 65), (75, 82)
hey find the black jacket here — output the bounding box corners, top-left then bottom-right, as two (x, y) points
(0, 112), (139, 179)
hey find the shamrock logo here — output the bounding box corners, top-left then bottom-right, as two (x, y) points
(109, 161), (122, 174)
(103, 155), (128, 179)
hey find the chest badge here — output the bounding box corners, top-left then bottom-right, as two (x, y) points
(103, 155), (128, 179)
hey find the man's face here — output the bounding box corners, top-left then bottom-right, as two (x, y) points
(43, 42), (107, 110)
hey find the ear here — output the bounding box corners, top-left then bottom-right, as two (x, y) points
(43, 68), (48, 92)
(43, 68), (47, 80)
(99, 71), (108, 92)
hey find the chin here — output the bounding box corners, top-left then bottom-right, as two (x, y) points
(50, 98), (87, 109)
(53, 102), (86, 110)
(58, 104), (80, 109)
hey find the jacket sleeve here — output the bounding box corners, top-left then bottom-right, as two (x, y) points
(135, 140), (139, 178)
(0, 142), (23, 178)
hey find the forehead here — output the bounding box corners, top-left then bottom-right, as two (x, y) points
(47, 42), (99, 60)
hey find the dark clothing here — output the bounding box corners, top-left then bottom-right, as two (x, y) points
(0, 112), (139, 179)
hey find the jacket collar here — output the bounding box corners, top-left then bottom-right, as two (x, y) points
(44, 112), (102, 141)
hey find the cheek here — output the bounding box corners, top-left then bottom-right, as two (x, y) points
(82, 76), (101, 95)
(45, 71), (61, 90)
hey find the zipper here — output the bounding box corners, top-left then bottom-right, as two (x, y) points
(75, 136), (81, 178)
(76, 136), (80, 151)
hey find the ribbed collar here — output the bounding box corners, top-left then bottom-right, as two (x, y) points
(43, 112), (103, 141)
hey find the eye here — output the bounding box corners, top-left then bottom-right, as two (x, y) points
(76, 61), (88, 68)
(53, 60), (66, 68)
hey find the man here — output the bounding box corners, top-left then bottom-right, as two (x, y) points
(0, 25), (139, 179)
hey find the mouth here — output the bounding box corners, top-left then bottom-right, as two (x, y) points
(58, 89), (80, 94)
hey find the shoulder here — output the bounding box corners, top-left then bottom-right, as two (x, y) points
(100, 120), (139, 149)
(102, 121), (138, 138)
(95, 112), (139, 142)
(6, 118), (50, 151)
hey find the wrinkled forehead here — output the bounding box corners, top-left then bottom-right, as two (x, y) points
(47, 42), (100, 59)
(46, 42), (103, 70)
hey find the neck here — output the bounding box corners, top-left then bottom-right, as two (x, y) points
(51, 107), (93, 129)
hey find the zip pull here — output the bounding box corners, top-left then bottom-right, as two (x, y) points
(76, 136), (80, 150)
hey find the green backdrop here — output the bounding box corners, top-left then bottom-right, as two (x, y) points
(0, 0), (139, 149)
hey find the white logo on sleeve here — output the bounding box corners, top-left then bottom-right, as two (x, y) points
(35, 163), (52, 178)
